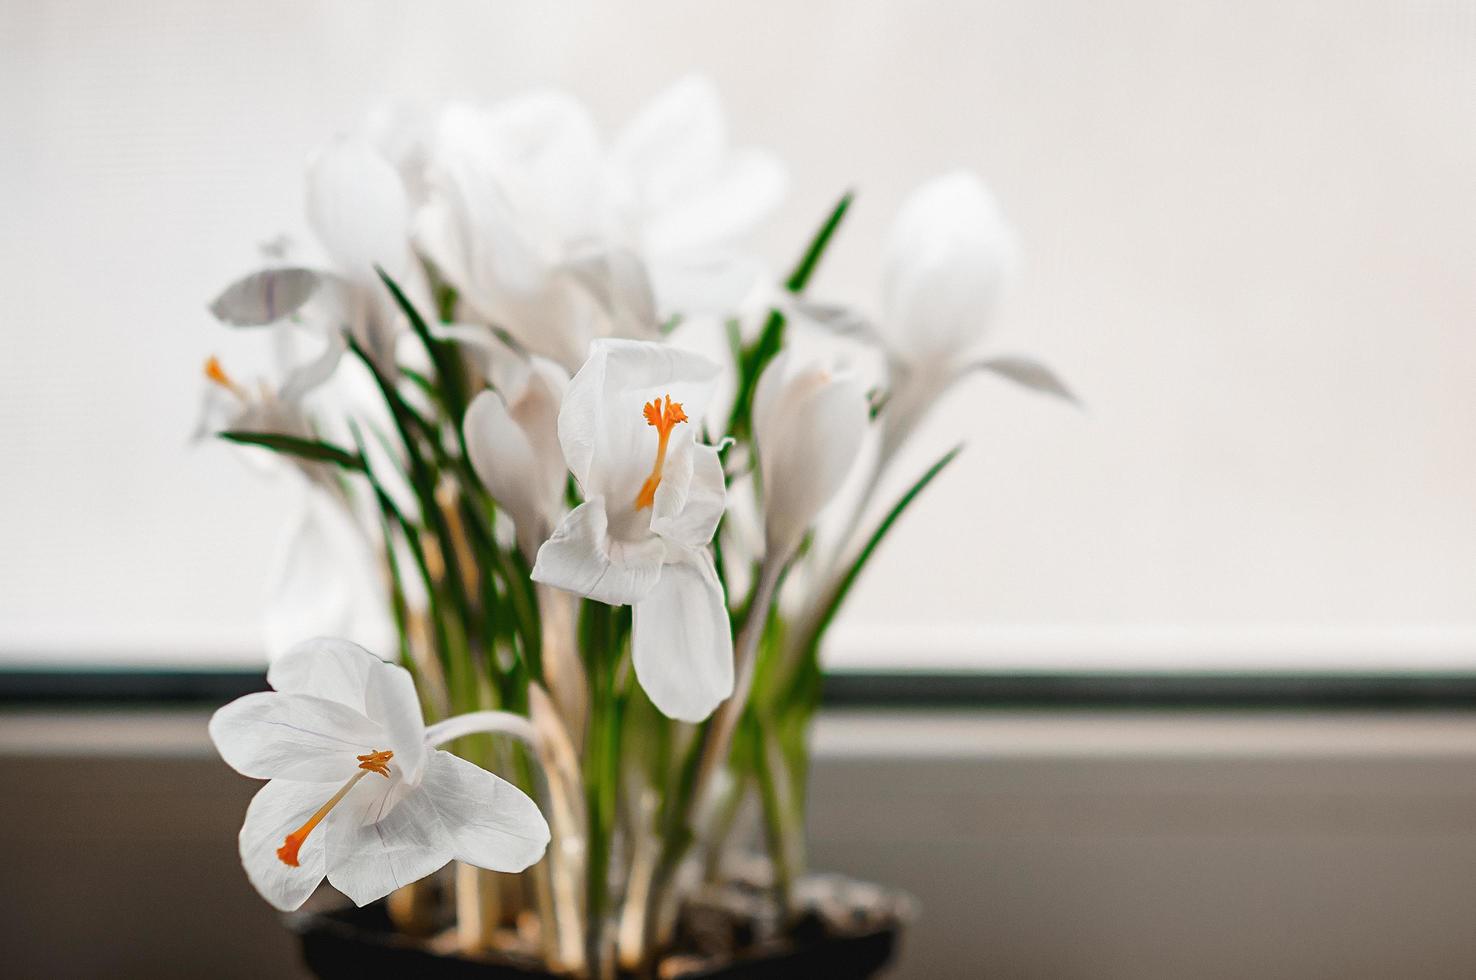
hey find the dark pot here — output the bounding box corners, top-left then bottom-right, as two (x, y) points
(287, 874), (912, 979)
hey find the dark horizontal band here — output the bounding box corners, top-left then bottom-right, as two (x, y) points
(2, 668), (1476, 710)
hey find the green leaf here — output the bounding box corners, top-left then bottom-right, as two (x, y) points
(785, 190), (853, 293)
(376, 267), (469, 421)
(218, 431), (364, 471)
(802, 444), (963, 655)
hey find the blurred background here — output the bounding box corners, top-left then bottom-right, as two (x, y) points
(3, 2), (1475, 978)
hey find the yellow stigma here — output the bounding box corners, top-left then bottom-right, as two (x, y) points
(634, 395), (688, 510)
(275, 749), (393, 867)
(203, 355), (246, 398)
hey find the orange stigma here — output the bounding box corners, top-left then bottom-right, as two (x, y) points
(275, 749), (393, 867)
(634, 395), (688, 510)
(203, 356), (244, 397)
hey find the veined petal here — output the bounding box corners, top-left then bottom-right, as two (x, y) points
(239, 779), (337, 911)
(651, 442), (725, 549)
(423, 752), (550, 872)
(532, 498), (666, 606)
(632, 549), (733, 722)
(306, 135), (411, 282)
(362, 656), (427, 782)
(324, 780), (455, 907)
(209, 692), (385, 781)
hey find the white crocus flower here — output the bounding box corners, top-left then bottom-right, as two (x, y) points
(416, 93), (626, 371)
(209, 135), (421, 376)
(752, 351), (871, 565)
(463, 351), (570, 561)
(532, 339), (733, 723)
(607, 75), (787, 316)
(874, 171), (1019, 457)
(209, 638), (550, 912)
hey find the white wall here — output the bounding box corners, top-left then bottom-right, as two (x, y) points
(2, 1), (1474, 668)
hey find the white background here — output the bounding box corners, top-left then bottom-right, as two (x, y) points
(2, 1), (1473, 670)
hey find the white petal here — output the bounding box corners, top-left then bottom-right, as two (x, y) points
(651, 442), (726, 549)
(306, 136), (411, 282)
(423, 752), (550, 872)
(325, 780), (455, 907)
(632, 550), (733, 722)
(362, 655), (427, 781)
(262, 497), (390, 662)
(881, 171), (1016, 364)
(239, 779), (337, 911)
(611, 75), (726, 213)
(531, 498), (666, 606)
(268, 637), (381, 710)
(643, 147), (788, 255)
(465, 388), (550, 551)
(209, 692), (385, 781)
(758, 371), (870, 562)
(558, 338), (722, 499)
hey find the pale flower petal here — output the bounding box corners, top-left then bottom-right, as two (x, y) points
(362, 656), (428, 781)
(466, 388), (552, 554)
(267, 637), (382, 711)
(651, 442), (725, 549)
(306, 135), (411, 282)
(209, 691), (385, 781)
(632, 550), (734, 722)
(239, 778), (338, 911)
(532, 499), (666, 606)
(881, 171), (1016, 365)
(754, 358), (870, 562)
(423, 752), (551, 872)
(325, 781), (456, 907)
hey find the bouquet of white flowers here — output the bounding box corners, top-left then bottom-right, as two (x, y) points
(200, 76), (1071, 978)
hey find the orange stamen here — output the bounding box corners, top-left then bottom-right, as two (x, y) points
(203, 355), (245, 398)
(634, 395), (688, 510)
(276, 749), (393, 867)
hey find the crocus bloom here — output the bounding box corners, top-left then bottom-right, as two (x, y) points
(532, 339), (733, 722)
(208, 135), (420, 376)
(875, 171), (1018, 454)
(416, 92), (620, 371)
(606, 74), (787, 316)
(209, 638), (549, 911)
(752, 351), (871, 564)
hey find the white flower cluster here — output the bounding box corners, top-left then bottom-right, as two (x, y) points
(201, 76), (1069, 942)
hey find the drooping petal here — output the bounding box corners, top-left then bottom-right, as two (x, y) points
(632, 549), (733, 722)
(209, 267), (324, 327)
(423, 752), (551, 872)
(651, 442), (726, 549)
(532, 498), (666, 606)
(239, 778), (338, 911)
(209, 692), (385, 781)
(306, 135), (411, 282)
(324, 780), (455, 907)
(880, 171), (1016, 365)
